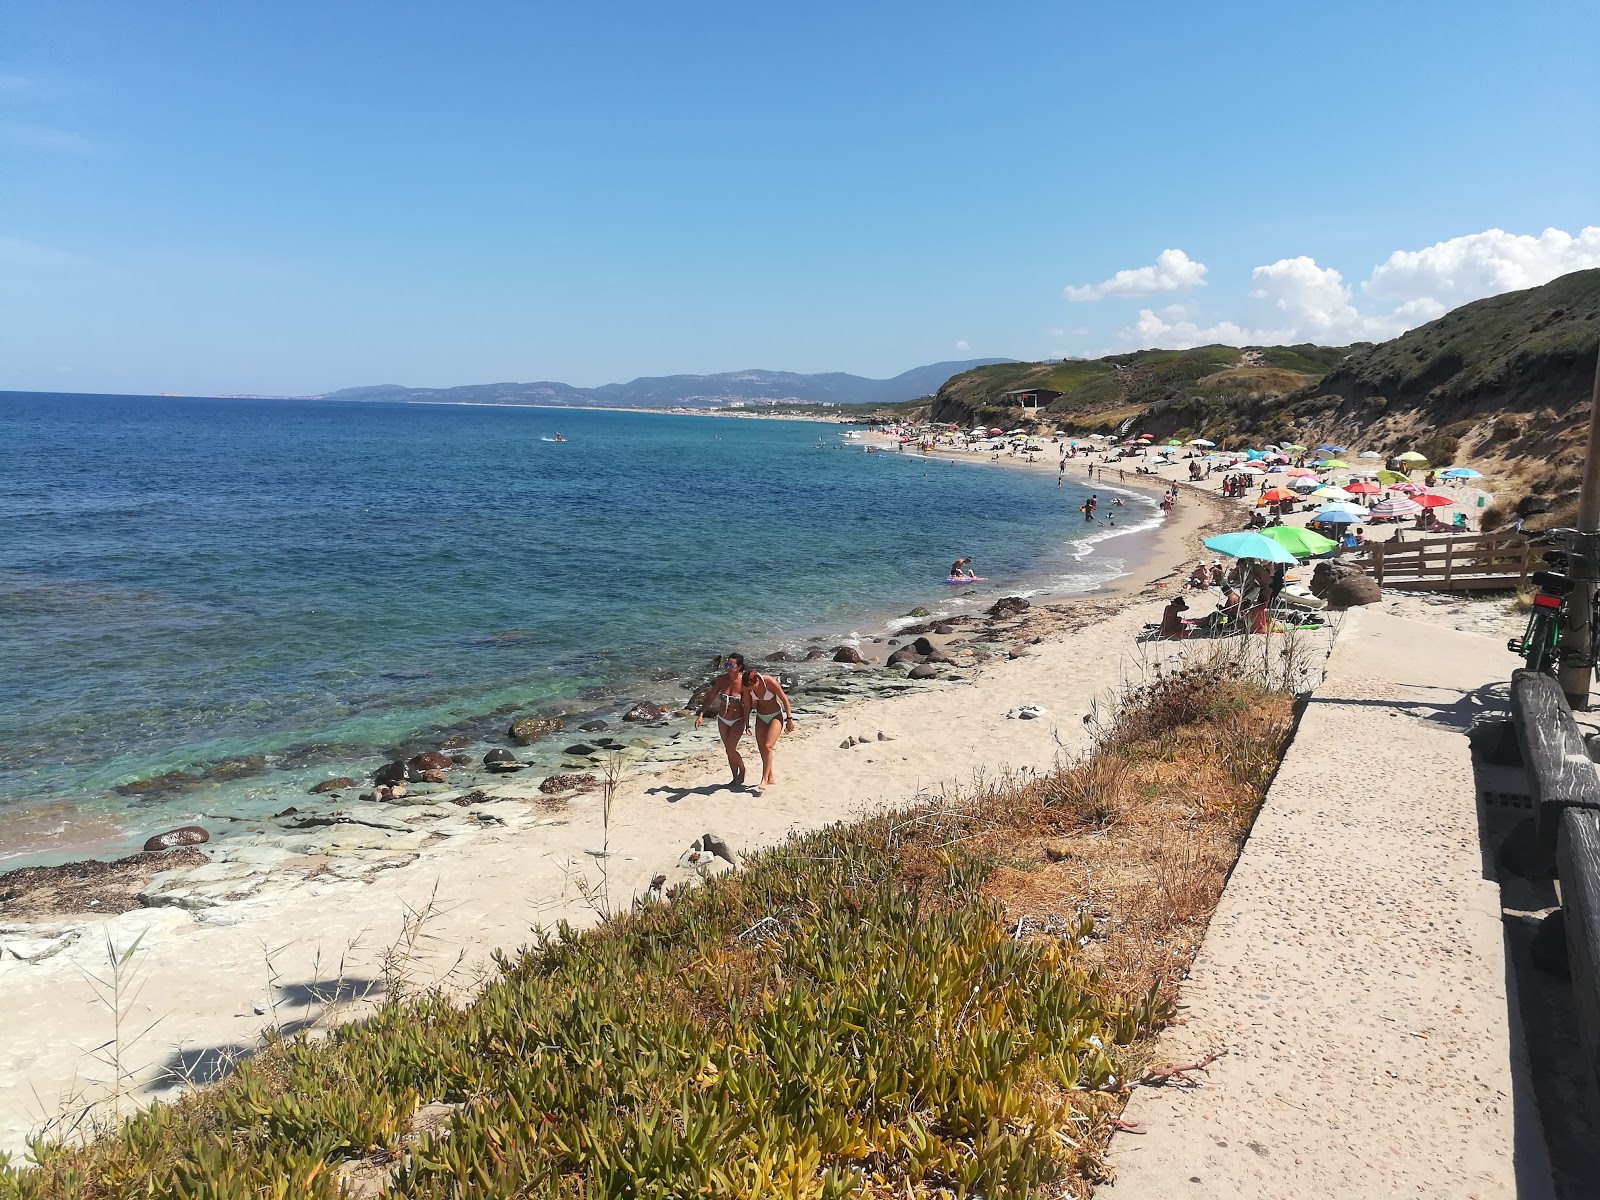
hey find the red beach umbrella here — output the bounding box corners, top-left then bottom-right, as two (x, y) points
(1260, 487), (1298, 502)
(1416, 493), (1455, 508)
(1345, 480), (1381, 494)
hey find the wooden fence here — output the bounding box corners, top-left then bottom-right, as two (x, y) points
(1344, 531), (1534, 592)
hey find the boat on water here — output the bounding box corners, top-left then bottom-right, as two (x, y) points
(541, 432), (567, 443)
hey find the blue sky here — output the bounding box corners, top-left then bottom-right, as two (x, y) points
(3, 0), (1597, 395)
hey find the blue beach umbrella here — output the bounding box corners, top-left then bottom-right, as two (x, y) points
(1316, 444), (1345, 453)
(1202, 531), (1300, 564)
(1309, 506), (1362, 524)
(1441, 467), (1482, 479)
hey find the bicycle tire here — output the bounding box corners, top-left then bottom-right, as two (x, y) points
(1524, 610), (1559, 674)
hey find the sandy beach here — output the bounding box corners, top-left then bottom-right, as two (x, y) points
(0, 435), (1251, 1153)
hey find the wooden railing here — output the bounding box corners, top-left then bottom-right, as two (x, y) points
(1344, 531), (1533, 592)
(1510, 671), (1600, 1098)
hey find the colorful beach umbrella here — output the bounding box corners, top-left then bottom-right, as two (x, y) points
(1312, 501), (1366, 519)
(1441, 467), (1482, 479)
(1396, 451), (1429, 463)
(1376, 469), (1408, 485)
(1203, 531), (1300, 564)
(1261, 526), (1338, 558)
(1309, 507), (1362, 525)
(1282, 443), (1306, 452)
(1288, 476), (1321, 492)
(1346, 480), (1381, 495)
(1370, 496), (1423, 518)
(1189, 438), (1216, 447)
(1316, 445), (1346, 453)
(1415, 493), (1455, 509)
(1286, 467), (1319, 477)
(1261, 487), (1298, 502)
(1390, 481), (1426, 495)
(1317, 458), (1350, 469)
(1311, 486), (1355, 501)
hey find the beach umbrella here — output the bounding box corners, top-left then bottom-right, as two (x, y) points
(1358, 450), (1383, 459)
(1236, 461), (1268, 472)
(1163, 438), (1182, 446)
(1370, 496), (1423, 518)
(989, 428), (1004, 435)
(1317, 458), (1350, 469)
(1390, 481), (1426, 495)
(1203, 531), (1300, 565)
(1285, 467), (1319, 477)
(1311, 486), (1355, 501)
(1288, 476), (1321, 491)
(1376, 469), (1408, 485)
(1346, 480), (1381, 494)
(1261, 487), (1298, 502)
(1282, 443), (1306, 452)
(1396, 451), (1428, 463)
(1189, 438), (1216, 446)
(1441, 467), (1482, 479)
(1416, 493), (1455, 508)
(1261, 525), (1338, 558)
(1309, 507), (1362, 525)
(1316, 444), (1345, 453)
(1313, 501), (1366, 518)
(1345, 468), (1380, 478)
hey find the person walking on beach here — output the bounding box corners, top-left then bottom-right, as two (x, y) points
(694, 653), (749, 788)
(742, 669), (795, 790)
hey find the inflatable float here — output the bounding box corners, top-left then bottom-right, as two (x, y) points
(945, 575), (987, 585)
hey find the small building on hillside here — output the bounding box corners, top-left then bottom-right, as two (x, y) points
(1001, 388), (1063, 412)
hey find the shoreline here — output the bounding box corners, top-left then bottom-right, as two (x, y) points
(0, 437), (1182, 875)
(0, 442), (1234, 1155)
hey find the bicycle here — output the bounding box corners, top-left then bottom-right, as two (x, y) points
(1508, 535), (1600, 675)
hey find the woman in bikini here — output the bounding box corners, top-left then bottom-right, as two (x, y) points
(694, 653), (749, 787)
(742, 668), (795, 790)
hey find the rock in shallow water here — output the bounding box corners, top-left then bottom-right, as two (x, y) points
(509, 716), (564, 743)
(309, 777), (357, 795)
(408, 750), (451, 772)
(622, 702), (666, 722)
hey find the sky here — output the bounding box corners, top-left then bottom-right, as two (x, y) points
(2, 0), (1597, 396)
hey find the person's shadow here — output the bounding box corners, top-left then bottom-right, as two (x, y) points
(645, 782), (742, 804)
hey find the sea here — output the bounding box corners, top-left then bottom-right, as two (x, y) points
(0, 392), (1162, 867)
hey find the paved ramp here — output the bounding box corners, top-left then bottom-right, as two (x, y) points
(1108, 608), (1542, 1199)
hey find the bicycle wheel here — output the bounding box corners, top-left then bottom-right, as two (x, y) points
(1524, 610), (1559, 674)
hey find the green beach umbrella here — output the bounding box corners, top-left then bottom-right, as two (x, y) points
(1396, 451), (1428, 463)
(1317, 458), (1349, 469)
(1260, 526), (1338, 558)
(1282, 443), (1306, 452)
(1202, 531), (1300, 565)
(1165, 438), (1183, 446)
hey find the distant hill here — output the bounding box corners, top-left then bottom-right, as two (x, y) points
(928, 269), (1600, 528)
(317, 360), (1015, 410)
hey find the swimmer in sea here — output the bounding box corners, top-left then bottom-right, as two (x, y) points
(694, 653), (749, 788)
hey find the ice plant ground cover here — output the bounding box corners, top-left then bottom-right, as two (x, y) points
(0, 659), (1296, 1200)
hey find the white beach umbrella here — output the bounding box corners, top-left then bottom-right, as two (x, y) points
(1313, 501), (1367, 519)
(1358, 450), (1383, 458)
(1311, 486), (1354, 501)
(1288, 476), (1321, 491)
(1189, 438), (1216, 446)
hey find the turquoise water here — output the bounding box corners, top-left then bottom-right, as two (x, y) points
(0, 393), (1159, 861)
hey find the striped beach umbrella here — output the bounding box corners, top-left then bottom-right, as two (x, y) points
(1370, 496), (1423, 518)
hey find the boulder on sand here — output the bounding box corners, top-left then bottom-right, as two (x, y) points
(1310, 560), (1381, 608)
(886, 646), (923, 667)
(986, 596), (1031, 619)
(832, 646), (865, 664)
(540, 773), (597, 794)
(622, 702), (666, 722)
(309, 777), (356, 795)
(143, 826), (210, 852)
(408, 750), (452, 772)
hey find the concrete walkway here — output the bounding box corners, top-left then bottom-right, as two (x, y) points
(1108, 607), (1545, 1199)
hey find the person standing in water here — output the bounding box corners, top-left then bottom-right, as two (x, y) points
(742, 668), (795, 790)
(694, 653), (749, 788)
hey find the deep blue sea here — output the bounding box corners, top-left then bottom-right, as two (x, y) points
(0, 393), (1160, 862)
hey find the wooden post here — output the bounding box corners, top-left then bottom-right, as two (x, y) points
(1444, 539), (1456, 589)
(1518, 537), (1531, 590)
(1372, 541), (1385, 587)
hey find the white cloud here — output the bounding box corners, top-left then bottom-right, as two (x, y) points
(1363, 226), (1600, 306)
(954, 339), (970, 352)
(1112, 224), (1600, 351)
(1065, 249), (1208, 301)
